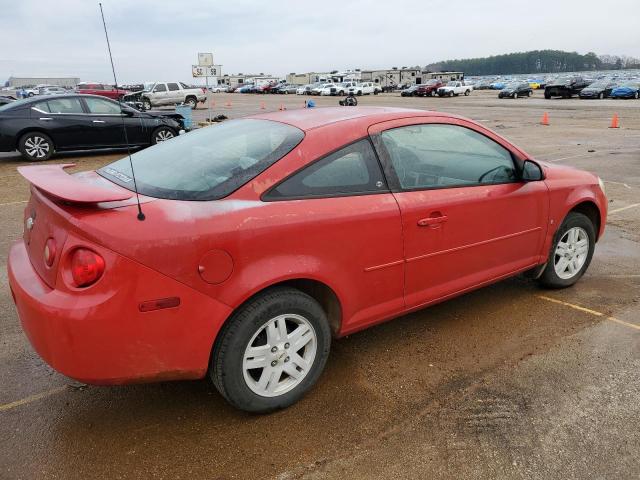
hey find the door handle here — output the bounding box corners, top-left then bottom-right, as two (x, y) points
(39, 117), (52, 121)
(417, 215), (448, 227)
(92, 120), (106, 123)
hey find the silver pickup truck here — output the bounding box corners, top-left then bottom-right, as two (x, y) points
(127, 82), (207, 110)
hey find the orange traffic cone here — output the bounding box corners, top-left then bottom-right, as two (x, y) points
(225, 101), (232, 108)
(279, 104), (286, 111)
(210, 99), (215, 108)
(541, 112), (549, 126)
(609, 113), (619, 129)
(260, 102), (266, 110)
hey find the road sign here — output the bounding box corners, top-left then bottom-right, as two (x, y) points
(198, 53), (214, 67)
(192, 65), (222, 77)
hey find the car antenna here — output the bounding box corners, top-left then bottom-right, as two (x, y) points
(99, 2), (145, 221)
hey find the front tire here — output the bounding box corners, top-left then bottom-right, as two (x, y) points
(538, 212), (595, 288)
(142, 98), (152, 110)
(151, 126), (176, 145)
(211, 287), (331, 413)
(185, 97), (197, 109)
(19, 132), (54, 161)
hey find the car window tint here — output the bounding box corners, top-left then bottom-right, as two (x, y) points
(267, 139), (387, 199)
(180, 82), (189, 89)
(381, 124), (517, 189)
(167, 83), (180, 91)
(33, 101), (50, 113)
(154, 84), (167, 92)
(85, 97), (121, 114)
(99, 119), (304, 201)
(45, 98), (84, 114)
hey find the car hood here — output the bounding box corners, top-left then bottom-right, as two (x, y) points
(611, 86), (636, 93)
(538, 160), (598, 184)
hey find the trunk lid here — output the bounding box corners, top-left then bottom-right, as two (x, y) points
(18, 164), (138, 288)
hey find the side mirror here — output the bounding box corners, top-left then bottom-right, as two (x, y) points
(522, 160), (543, 181)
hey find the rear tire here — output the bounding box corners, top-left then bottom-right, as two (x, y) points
(18, 132), (54, 161)
(185, 96), (197, 109)
(538, 212), (595, 288)
(464, 89), (470, 96)
(142, 98), (152, 110)
(210, 287), (331, 413)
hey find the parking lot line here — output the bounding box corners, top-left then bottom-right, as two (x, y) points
(609, 203), (640, 215)
(0, 386), (68, 413)
(537, 295), (640, 331)
(0, 200), (27, 207)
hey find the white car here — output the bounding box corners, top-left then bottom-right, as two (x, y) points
(347, 82), (380, 96)
(319, 83), (343, 96)
(437, 81), (473, 97)
(210, 85), (228, 93)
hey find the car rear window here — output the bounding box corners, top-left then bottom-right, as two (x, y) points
(98, 119), (304, 201)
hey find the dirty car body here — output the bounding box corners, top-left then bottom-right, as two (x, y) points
(8, 107), (607, 411)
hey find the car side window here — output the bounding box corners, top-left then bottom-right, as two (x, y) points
(33, 101), (50, 113)
(85, 97), (122, 115)
(153, 84), (167, 92)
(266, 139), (387, 199)
(381, 124), (517, 189)
(45, 98), (85, 114)
(167, 83), (180, 91)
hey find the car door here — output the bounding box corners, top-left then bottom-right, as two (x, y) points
(369, 117), (549, 309)
(30, 97), (95, 150)
(263, 138), (405, 334)
(166, 82), (182, 104)
(81, 96), (146, 147)
(151, 83), (168, 105)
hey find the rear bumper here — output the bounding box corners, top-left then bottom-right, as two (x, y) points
(8, 240), (232, 385)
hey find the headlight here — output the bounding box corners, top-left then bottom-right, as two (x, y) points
(598, 177), (605, 195)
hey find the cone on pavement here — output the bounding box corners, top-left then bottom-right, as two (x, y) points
(541, 112), (549, 126)
(260, 102), (266, 110)
(279, 104), (286, 111)
(225, 101), (232, 108)
(609, 113), (619, 128)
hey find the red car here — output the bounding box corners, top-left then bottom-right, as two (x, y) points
(76, 82), (129, 100)
(416, 79), (444, 96)
(8, 107), (607, 412)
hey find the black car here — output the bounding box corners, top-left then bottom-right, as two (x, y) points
(498, 82), (533, 98)
(544, 76), (590, 99)
(0, 95), (16, 106)
(0, 94), (183, 161)
(579, 80), (617, 99)
(400, 85), (419, 97)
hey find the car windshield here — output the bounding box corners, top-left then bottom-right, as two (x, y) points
(98, 119), (305, 201)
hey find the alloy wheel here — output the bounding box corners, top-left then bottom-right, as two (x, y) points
(155, 129), (174, 142)
(242, 314), (317, 397)
(24, 136), (50, 159)
(554, 227), (589, 279)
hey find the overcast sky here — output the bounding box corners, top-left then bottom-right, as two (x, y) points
(1, 0), (639, 84)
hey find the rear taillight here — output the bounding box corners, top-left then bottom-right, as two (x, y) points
(44, 238), (56, 267)
(70, 248), (105, 288)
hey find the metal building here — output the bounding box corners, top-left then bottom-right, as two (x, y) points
(8, 76), (80, 88)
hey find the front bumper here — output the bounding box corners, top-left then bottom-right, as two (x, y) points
(8, 239), (232, 385)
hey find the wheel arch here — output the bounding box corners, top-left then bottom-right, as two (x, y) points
(15, 128), (55, 150)
(568, 200), (601, 240)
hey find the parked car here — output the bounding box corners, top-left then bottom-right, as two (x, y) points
(0, 95), (16, 106)
(437, 81), (473, 97)
(608, 82), (640, 99)
(123, 82), (207, 109)
(0, 94), (183, 161)
(236, 84), (258, 94)
(544, 76), (590, 99)
(8, 107), (607, 413)
(318, 83), (341, 96)
(579, 80), (617, 99)
(76, 83), (129, 100)
(273, 84), (297, 94)
(210, 85), (229, 93)
(296, 84), (313, 95)
(490, 81), (507, 90)
(473, 80), (493, 90)
(347, 82), (378, 95)
(416, 79), (444, 97)
(401, 85), (420, 97)
(24, 85), (57, 97)
(38, 86), (70, 96)
(498, 82), (533, 98)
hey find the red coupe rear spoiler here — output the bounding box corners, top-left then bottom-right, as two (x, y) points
(18, 164), (133, 203)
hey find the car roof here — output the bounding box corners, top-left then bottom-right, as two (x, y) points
(251, 106), (463, 131)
